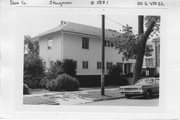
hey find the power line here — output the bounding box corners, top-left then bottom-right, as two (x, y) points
(105, 16), (138, 33)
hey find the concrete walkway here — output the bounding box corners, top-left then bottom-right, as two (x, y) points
(24, 88), (124, 105)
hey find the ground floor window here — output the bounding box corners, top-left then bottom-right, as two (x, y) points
(82, 61), (88, 69)
(97, 62), (102, 69)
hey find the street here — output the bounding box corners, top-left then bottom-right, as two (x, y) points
(24, 88), (159, 106)
(83, 96), (159, 106)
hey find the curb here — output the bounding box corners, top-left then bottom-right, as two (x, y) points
(93, 96), (125, 102)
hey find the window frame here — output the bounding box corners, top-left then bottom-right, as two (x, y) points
(97, 61), (102, 69)
(82, 61), (88, 69)
(82, 37), (89, 49)
(47, 38), (53, 50)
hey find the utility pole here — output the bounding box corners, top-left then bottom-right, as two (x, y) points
(133, 15), (144, 83)
(101, 15), (105, 95)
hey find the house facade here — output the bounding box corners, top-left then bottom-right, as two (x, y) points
(142, 37), (160, 75)
(36, 22), (135, 75)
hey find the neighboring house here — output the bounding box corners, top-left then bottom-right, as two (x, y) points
(34, 21), (135, 75)
(142, 37), (160, 75)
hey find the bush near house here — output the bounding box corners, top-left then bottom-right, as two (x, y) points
(108, 65), (123, 75)
(39, 77), (49, 88)
(46, 59), (77, 80)
(77, 75), (128, 87)
(46, 73), (79, 91)
(24, 53), (45, 88)
(46, 60), (62, 80)
(23, 84), (30, 95)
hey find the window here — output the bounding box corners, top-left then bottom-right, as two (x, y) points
(97, 62), (102, 69)
(106, 62), (113, 69)
(110, 42), (114, 47)
(47, 39), (53, 50)
(82, 61), (88, 69)
(107, 41), (110, 47)
(146, 58), (153, 67)
(82, 37), (89, 49)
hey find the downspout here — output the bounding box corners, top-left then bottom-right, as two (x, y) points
(61, 31), (64, 61)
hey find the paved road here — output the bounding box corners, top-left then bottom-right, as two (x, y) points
(84, 96), (159, 106)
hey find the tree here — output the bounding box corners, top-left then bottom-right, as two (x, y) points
(113, 16), (160, 83)
(24, 35), (45, 88)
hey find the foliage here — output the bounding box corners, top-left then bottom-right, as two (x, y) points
(46, 74), (79, 91)
(125, 72), (133, 77)
(23, 84), (30, 95)
(46, 60), (62, 80)
(108, 65), (123, 75)
(39, 77), (49, 88)
(145, 16), (160, 37)
(24, 35), (45, 88)
(47, 59), (76, 80)
(112, 16), (160, 59)
(24, 35), (39, 55)
(59, 59), (77, 76)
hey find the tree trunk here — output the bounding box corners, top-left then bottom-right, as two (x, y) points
(133, 16), (156, 84)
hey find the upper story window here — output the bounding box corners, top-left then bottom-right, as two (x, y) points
(82, 37), (89, 49)
(47, 38), (53, 50)
(105, 40), (114, 47)
(146, 58), (153, 67)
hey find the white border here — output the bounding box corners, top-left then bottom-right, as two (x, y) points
(1, 0), (180, 119)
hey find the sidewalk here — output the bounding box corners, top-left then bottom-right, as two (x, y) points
(23, 88), (124, 105)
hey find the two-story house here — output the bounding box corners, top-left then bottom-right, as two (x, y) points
(34, 21), (135, 76)
(142, 37), (160, 75)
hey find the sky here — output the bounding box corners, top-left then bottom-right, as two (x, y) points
(16, 8), (138, 38)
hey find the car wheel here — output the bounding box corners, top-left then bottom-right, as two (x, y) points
(125, 94), (131, 99)
(144, 90), (153, 99)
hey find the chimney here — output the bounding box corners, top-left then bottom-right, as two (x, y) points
(61, 20), (67, 25)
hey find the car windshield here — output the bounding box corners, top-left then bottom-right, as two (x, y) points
(135, 78), (154, 85)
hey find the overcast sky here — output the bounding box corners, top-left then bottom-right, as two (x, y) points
(17, 8), (138, 38)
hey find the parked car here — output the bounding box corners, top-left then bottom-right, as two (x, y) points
(119, 78), (159, 99)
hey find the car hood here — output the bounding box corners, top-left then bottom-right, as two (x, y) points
(119, 85), (142, 89)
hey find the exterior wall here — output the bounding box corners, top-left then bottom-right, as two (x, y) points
(62, 31), (135, 75)
(39, 32), (63, 68)
(142, 38), (160, 74)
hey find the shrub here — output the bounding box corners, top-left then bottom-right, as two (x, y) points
(125, 72), (133, 77)
(24, 53), (45, 88)
(108, 65), (122, 75)
(23, 84), (30, 95)
(46, 59), (77, 80)
(46, 60), (62, 80)
(59, 59), (77, 76)
(46, 74), (79, 91)
(23, 77), (41, 88)
(40, 77), (49, 88)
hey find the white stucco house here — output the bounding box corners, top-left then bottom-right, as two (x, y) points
(34, 21), (136, 75)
